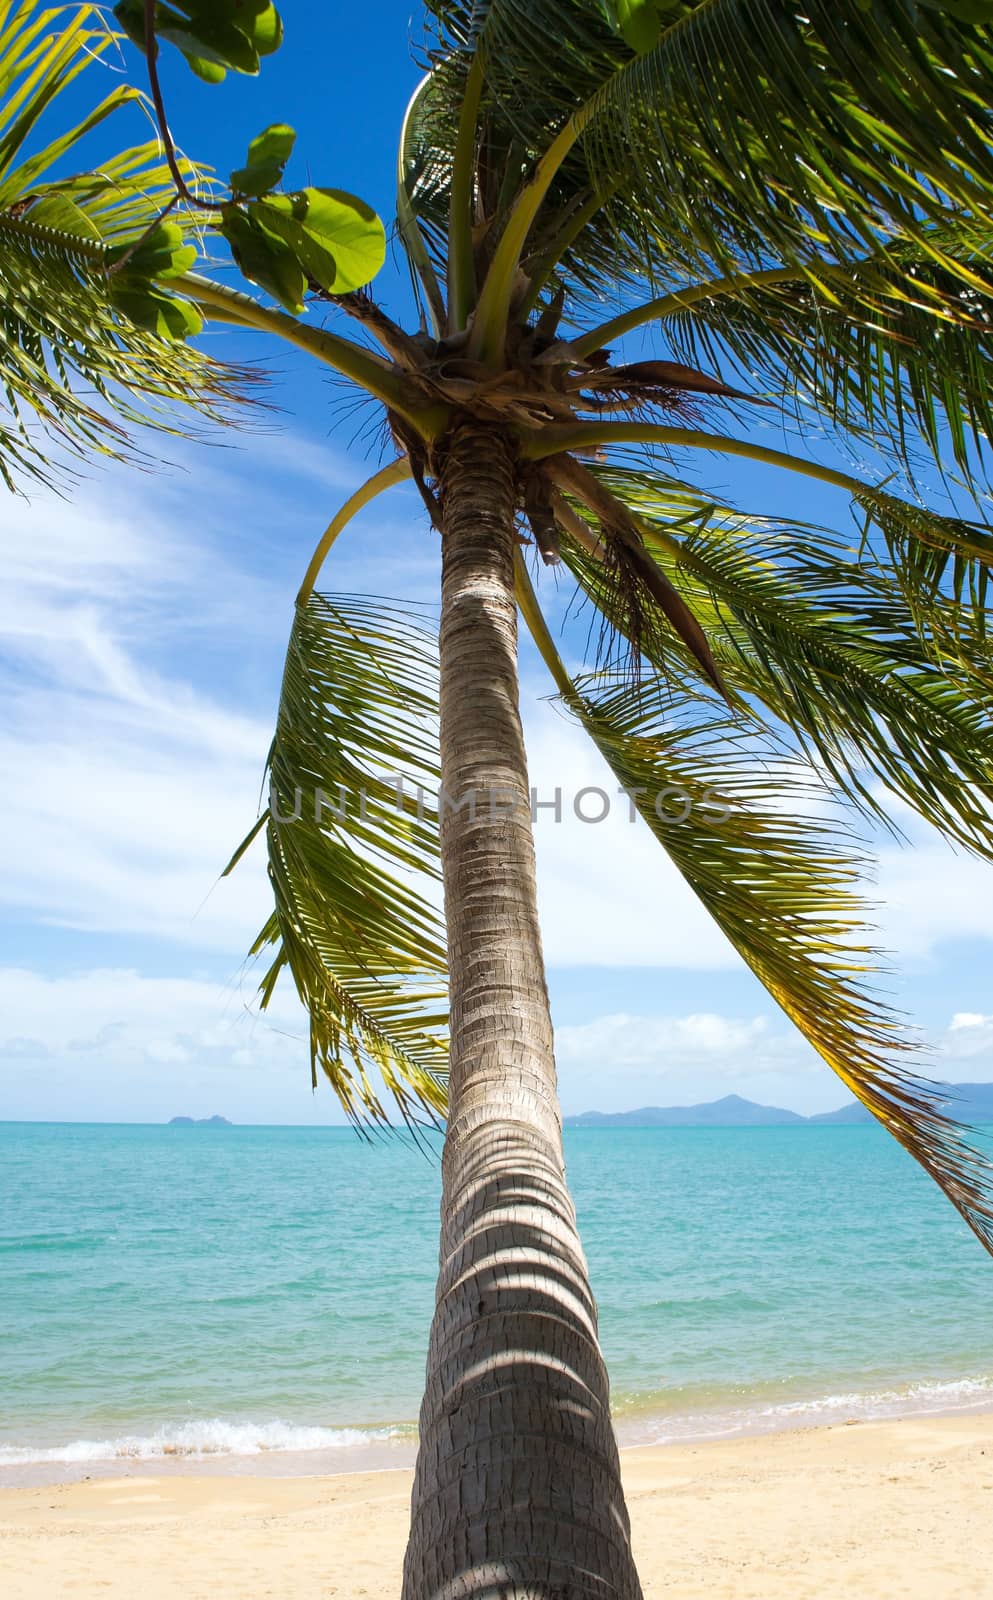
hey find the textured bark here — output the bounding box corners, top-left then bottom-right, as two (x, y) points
(402, 421), (644, 1600)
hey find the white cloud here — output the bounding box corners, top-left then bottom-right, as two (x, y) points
(0, 965), (845, 1122)
(552, 1006), (844, 1116)
(0, 467), (300, 950)
(6, 461), (993, 975)
(524, 695), (741, 969)
(939, 1012), (993, 1074)
(0, 451), (444, 955)
(556, 1011), (772, 1066)
(4, 452), (993, 1123)
(873, 841), (993, 958)
(950, 1012), (993, 1032)
(0, 965), (324, 1123)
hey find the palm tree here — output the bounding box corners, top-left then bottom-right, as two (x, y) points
(8, 0), (993, 1593)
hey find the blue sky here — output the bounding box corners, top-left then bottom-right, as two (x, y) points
(1, 1), (992, 1124)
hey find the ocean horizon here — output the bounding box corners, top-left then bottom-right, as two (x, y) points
(3, 1119), (992, 1484)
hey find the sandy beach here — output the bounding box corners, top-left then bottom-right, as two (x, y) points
(1, 1412), (991, 1598)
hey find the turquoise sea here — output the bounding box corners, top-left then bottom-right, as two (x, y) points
(2, 1121), (993, 1481)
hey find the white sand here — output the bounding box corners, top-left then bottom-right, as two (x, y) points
(2, 1412), (992, 1597)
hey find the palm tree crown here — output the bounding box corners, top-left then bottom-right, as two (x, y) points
(252, 0), (993, 1251)
(6, 0), (993, 1243)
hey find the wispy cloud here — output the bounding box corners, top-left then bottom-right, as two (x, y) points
(0, 965), (323, 1123)
(552, 1007), (843, 1116)
(2, 442), (993, 1121)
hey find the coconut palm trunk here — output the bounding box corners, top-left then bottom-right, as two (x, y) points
(402, 421), (642, 1599)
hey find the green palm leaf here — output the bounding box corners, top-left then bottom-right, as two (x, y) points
(514, 578), (993, 1249)
(659, 244), (993, 489)
(555, 465), (993, 856)
(231, 593), (449, 1128)
(574, 676), (993, 1252)
(0, 1), (246, 487)
(532, 423), (993, 643)
(421, 1), (993, 305)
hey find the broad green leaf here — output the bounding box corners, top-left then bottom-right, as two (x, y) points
(608, 0), (663, 53)
(242, 2), (282, 56)
(113, 0), (283, 79)
(112, 1), (253, 74)
(156, 11), (259, 74)
(221, 203), (306, 313)
(185, 54), (226, 84)
(254, 188), (386, 293)
(108, 282), (204, 340)
(111, 1), (148, 50)
(105, 220), (197, 280)
(230, 122), (295, 197)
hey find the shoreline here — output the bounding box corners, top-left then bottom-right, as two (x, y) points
(3, 1374), (992, 1489)
(3, 1412), (992, 1598)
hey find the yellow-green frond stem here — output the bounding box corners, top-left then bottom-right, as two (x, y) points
(513, 550), (574, 698)
(397, 75), (447, 338)
(297, 459), (413, 604)
(571, 264), (839, 358)
(468, 112), (590, 363)
(176, 274), (449, 438)
(522, 420), (868, 488)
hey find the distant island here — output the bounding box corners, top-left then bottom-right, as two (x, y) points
(564, 1084), (993, 1128)
(167, 1115), (233, 1127)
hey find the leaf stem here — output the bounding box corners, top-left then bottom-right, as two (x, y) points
(175, 273), (449, 437)
(142, 0), (214, 212)
(448, 49), (485, 332)
(467, 0), (711, 364)
(519, 183), (618, 318)
(297, 458), (413, 603)
(572, 265), (845, 357)
(513, 549), (575, 699)
(397, 77), (447, 338)
(468, 112), (587, 363)
(521, 420), (863, 495)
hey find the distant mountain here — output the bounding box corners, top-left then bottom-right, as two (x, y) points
(806, 1102), (873, 1125)
(565, 1084), (993, 1128)
(167, 1115), (233, 1126)
(566, 1094), (805, 1128)
(811, 1082), (993, 1126)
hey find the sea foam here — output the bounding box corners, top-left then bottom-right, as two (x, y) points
(0, 1417), (402, 1467)
(622, 1373), (993, 1448)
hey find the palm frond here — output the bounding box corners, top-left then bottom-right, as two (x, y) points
(409, 2), (655, 306)
(568, 670), (993, 1253)
(0, 1), (247, 487)
(657, 239), (993, 489)
(530, 422), (993, 642)
(420, 1), (993, 312)
(236, 593), (449, 1129)
(582, 0), (993, 281)
(557, 464), (993, 857)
